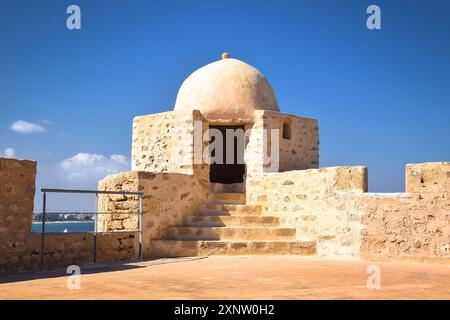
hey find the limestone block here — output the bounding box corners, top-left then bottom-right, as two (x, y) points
(131, 110), (208, 178)
(406, 162), (450, 193)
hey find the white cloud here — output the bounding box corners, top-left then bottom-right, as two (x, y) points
(10, 120), (46, 134)
(60, 153), (130, 181)
(1, 148), (16, 158)
(110, 154), (129, 165)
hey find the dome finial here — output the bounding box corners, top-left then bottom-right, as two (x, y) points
(221, 52), (230, 59)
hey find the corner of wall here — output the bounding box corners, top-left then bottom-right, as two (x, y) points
(406, 162), (450, 193)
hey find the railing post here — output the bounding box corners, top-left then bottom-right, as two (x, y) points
(93, 194), (98, 264)
(40, 192), (47, 271)
(93, 234), (97, 264)
(138, 194), (142, 260)
(37, 188), (143, 269)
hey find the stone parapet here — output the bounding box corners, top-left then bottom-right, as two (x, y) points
(406, 162), (450, 193)
(246, 164), (450, 262)
(360, 191), (450, 262)
(98, 171), (208, 257)
(0, 158), (139, 272)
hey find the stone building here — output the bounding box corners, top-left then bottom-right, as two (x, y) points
(97, 54), (450, 262)
(1, 54), (449, 272)
(97, 54), (320, 256)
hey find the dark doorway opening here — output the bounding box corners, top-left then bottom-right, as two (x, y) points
(209, 125), (246, 184)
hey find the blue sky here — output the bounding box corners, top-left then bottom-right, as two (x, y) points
(1, 0), (449, 212)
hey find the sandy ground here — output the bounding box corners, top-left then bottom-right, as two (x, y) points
(1, 256), (450, 300)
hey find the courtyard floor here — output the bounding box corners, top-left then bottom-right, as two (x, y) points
(1, 256), (450, 299)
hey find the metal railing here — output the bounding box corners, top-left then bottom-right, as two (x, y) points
(39, 188), (143, 271)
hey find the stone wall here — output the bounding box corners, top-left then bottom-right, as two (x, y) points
(132, 110), (204, 173)
(243, 111), (265, 177)
(25, 232), (137, 271)
(360, 192), (450, 262)
(245, 111), (319, 177)
(246, 166), (368, 256)
(406, 162), (450, 193)
(0, 158), (37, 271)
(247, 166), (368, 212)
(98, 171), (208, 256)
(132, 109), (318, 187)
(360, 162), (450, 262)
(246, 163), (450, 262)
(0, 158), (138, 273)
(265, 111), (319, 172)
(2, 156), (449, 271)
(0, 159), (36, 236)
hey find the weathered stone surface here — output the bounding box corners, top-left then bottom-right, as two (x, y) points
(245, 111), (319, 177)
(2, 56), (450, 272)
(0, 158), (36, 272)
(98, 171), (208, 257)
(0, 158), (139, 272)
(406, 162), (450, 193)
(132, 110), (207, 175)
(0, 159), (36, 212)
(165, 226), (296, 241)
(246, 164), (450, 262)
(359, 192), (450, 262)
(148, 240), (316, 257)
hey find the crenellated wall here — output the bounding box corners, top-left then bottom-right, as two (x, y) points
(1, 128), (449, 272)
(246, 163), (450, 262)
(360, 162), (450, 262)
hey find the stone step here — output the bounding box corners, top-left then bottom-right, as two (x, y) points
(149, 240), (316, 257)
(165, 227), (296, 241)
(210, 183), (244, 193)
(198, 204), (262, 216)
(207, 192), (246, 204)
(182, 215), (280, 227)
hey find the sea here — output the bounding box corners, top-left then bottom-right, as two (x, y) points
(32, 221), (95, 233)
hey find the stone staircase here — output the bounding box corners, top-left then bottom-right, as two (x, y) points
(149, 191), (316, 257)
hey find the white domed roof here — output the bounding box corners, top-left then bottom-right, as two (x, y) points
(174, 55), (279, 119)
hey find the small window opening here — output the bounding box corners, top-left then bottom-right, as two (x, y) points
(283, 122), (291, 140)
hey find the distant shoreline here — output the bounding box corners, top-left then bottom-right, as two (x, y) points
(31, 221), (95, 233)
(32, 221), (94, 224)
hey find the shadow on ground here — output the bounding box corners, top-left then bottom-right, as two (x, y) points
(0, 257), (207, 285)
